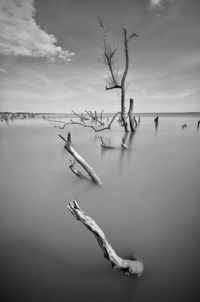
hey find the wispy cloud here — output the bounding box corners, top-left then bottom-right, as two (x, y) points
(0, 0), (74, 62)
(0, 68), (7, 72)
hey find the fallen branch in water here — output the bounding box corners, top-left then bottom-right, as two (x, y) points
(100, 136), (116, 149)
(57, 112), (120, 132)
(59, 132), (102, 185)
(67, 200), (144, 276)
(69, 160), (87, 179)
(100, 136), (127, 149)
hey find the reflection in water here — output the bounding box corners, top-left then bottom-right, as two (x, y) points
(0, 116), (200, 302)
(128, 131), (135, 147)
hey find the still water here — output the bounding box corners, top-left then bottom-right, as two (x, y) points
(0, 116), (199, 302)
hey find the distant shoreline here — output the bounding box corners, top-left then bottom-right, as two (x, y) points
(1, 111), (200, 118)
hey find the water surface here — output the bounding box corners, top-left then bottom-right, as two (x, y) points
(0, 116), (199, 302)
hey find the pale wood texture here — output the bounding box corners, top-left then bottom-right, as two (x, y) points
(67, 200), (144, 276)
(59, 132), (102, 185)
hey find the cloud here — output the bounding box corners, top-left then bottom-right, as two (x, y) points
(0, 68), (7, 72)
(0, 0), (74, 62)
(149, 0), (174, 10)
(149, 0), (165, 10)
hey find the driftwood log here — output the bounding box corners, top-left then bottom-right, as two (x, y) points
(100, 136), (127, 150)
(67, 200), (144, 276)
(59, 132), (102, 185)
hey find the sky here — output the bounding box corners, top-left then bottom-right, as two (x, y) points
(0, 0), (200, 113)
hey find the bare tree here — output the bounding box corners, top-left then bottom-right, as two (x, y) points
(99, 17), (138, 133)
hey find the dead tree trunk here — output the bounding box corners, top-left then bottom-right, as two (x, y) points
(68, 200), (144, 276)
(128, 98), (135, 132)
(59, 132), (102, 185)
(99, 18), (138, 133)
(120, 28), (130, 133)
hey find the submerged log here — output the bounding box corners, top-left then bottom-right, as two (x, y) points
(67, 200), (144, 276)
(59, 132), (102, 185)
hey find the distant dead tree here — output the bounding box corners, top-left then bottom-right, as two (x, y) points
(99, 17), (139, 133)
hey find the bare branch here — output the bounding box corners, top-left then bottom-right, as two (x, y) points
(89, 110), (96, 120)
(64, 112), (120, 132)
(100, 110), (103, 121)
(103, 49), (120, 88)
(67, 200), (144, 276)
(85, 110), (93, 119)
(72, 111), (89, 121)
(59, 133), (102, 185)
(127, 33), (139, 42)
(96, 119), (105, 126)
(69, 160), (87, 179)
(105, 85), (121, 90)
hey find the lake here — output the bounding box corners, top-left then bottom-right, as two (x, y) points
(0, 115), (199, 302)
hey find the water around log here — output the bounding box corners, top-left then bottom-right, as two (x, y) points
(0, 115), (199, 302)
